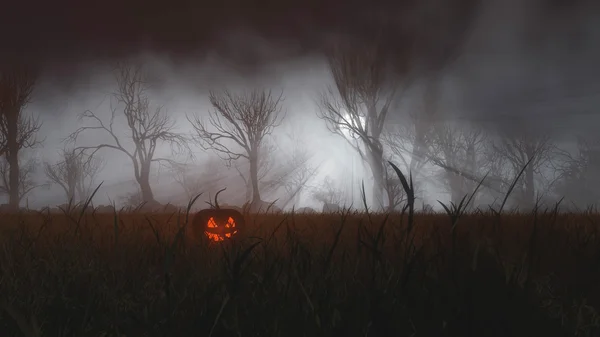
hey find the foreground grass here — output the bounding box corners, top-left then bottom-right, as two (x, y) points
(0, 206), (599, 337)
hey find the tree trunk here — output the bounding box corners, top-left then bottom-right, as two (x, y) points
(524, 165), (535, 209)
(249, 149), (261, 207)
(409, 78), (440, 200)
(448, 172), (464, 205)
(292, 189), (301, 208)
(76, 171), (86, 202)
(386, 184), (397, 212)
(138, 162), (155, 203)
(7, 112), (20, 210)
(245, 177), (252, 203)
(409, 130), (427, 176)
(235, 164), (252, 204)
(68, 184), (76, 203)
(75, 183), (84, 203)
(465, 142), (478, 205)
(366, 143), (385, 211)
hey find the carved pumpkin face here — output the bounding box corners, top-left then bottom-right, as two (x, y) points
(205, 216), (238, 241)
(191, 208), (245, 242)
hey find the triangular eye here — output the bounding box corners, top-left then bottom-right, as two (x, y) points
(203, 215), (238, 242)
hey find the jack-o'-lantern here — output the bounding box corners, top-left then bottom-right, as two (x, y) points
(191, 188), (245, 242)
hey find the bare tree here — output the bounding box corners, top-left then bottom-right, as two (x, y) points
(317, 38), (398, 211)
(229, 140), (320, 210)
(426, 122), (488, 205)
(311, 175), (345, 207)
(545, 135), (600, 208)
(44, 149), (105, 203)
(228, 129), (319, 209)
(492, 130), (557, 210)
(383, 116), (433, 203)
(383, 82), (459, 204)
(67, 61), (190, 203)
(408, 81), (442, 177)
(259, 133), (320, 209)
(0, 154), (42, 205)
(233, 162), (253, 203)
(383, 119), (429, 169)
(232, 140), (278, 203)
(386, 118), (512, 208)
(0, 63), (43, 210)
(120, 187), (145, 209)
(380, 0), (482, 201)
(383, 159), (407, 211)
(280, 153), (320, 209)
(188, 88), (285, 210)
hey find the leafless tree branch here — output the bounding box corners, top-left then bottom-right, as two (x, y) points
(44, 149), (105, 203)
(66, 61), (191, 203)
(491, 128), (559, 208)
(0, 155), (44, 204)
(0, 61), (43, 209)
(187, 87), (286, 209)
(317, 38), (401, 210)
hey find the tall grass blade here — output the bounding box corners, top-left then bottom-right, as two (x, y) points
(74, 181), (103, 236)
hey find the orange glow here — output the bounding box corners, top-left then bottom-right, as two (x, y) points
(205, 216), (238, 241)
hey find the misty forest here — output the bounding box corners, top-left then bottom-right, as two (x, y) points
(1, 0), (600, 336)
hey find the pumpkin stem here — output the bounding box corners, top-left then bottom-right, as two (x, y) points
(214, 188), (227, 209)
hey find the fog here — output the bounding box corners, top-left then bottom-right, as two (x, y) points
(18, 55), (371, 209)
(1, 0), (599, 211)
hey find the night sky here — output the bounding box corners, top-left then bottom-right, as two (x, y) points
(2, 0), (598, 117)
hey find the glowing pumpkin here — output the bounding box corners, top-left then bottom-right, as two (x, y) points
(190, 188), (245, 242)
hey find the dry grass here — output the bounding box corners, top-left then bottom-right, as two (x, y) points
(0, 206), (599, 337)
(0, 163), (597, 336)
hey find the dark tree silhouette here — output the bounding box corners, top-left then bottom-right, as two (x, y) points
(427, 122), (488, 205)
(382, 158), (407, 211)
(0, 63), (42, 210)
(317, 38), (397, 211)
(277, 135), (320, 209)
(188, 88), (285, 211)
(232, 140), (277, 203)
(493, 130), (557, 210)
(257, 134), (319, 209)
(232, 129), (318, 209)
(311, 175), (345, 207)
(44, 149), (105, 203)
(380, 0), (482, 203)
(67, 61), (190, 203)
(0, 154), (43, 206)
(550, 136), (600, 208)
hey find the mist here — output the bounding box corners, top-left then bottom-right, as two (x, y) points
(1, 0), (599, 211)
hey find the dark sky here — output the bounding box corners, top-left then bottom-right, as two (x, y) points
(2, 0), (480, 72)
(2, 0), (597, 104)
(1, 0), (599, 132)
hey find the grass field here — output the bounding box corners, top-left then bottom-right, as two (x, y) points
(0, 203), (599, 337)
(0, 164), (596, 336)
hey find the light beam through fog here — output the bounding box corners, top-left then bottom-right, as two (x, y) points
(0, 0), (599, 212)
